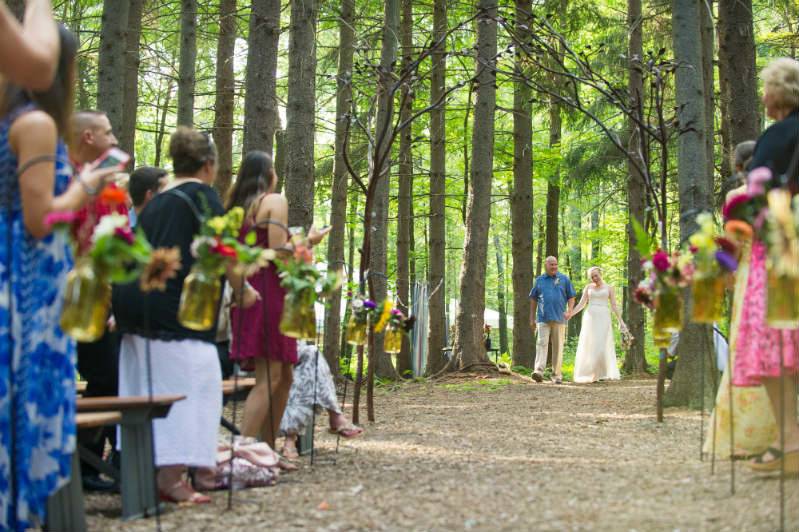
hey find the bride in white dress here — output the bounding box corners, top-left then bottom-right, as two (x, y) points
(568, 267), (628, 383)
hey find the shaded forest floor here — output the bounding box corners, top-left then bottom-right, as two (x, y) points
(86, 375), (798, 531)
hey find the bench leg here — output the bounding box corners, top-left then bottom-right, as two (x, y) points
(120, 420), (160, 520)
(45, 451), (86, 532)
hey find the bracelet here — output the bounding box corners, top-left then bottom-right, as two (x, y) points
(76, 172), (99, 196)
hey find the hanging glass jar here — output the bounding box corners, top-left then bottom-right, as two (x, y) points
(279, 290), (317, 340)
(691, 274), (725, 324)
(178, 266), (221, 331)
(766, 271), (799, 329)
(653, 289), (683, 333)
(383, 324), (403, 354)
(346, 317), (368, 346)
(60, 258), (111, 342)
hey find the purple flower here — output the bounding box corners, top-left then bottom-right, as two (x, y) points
(363, 300), (377, 309)
(652, 250), (670, 272)
(114, 226), (135, 245)
(715, 250), (738, 272)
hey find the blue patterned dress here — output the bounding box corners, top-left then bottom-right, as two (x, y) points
(0, 105), (76, 531)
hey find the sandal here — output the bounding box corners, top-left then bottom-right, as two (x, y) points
(749, 447), (799, 473)
(159, 480), (211, 504)
(281, 443), (299, 460)
(328, 422), (364, 439)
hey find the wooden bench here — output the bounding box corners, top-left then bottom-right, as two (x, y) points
(46, 411), (122, 532)
(77, 395), (184, 520)
(220, 378), (256, 435)
(76, 380), (87, 395)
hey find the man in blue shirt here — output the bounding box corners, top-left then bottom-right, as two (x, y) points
(529, 256), (576, 383)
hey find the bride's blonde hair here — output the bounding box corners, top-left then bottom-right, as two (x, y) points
(587, 266), (602, 280)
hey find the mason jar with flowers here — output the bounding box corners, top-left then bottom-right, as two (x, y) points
(346, 294), (376, 346)
(763, 188), (799, 328)
(180, 206), (265, 331)
(274, 232), (342, 340)
(378, 304), (415, 355)
(53, 211), (154, 341)
(687, 213), (738, 324)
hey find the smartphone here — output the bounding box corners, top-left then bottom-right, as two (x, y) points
(94, 147), (131, 171)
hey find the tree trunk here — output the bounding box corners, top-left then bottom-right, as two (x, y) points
(452, 0), (497, 370)
(545, 96), (561, 259)
(154, 79), (174, 168)
(567, 204), (582, 339)
(118, 0), (143, 164)
(177, 0), (197, 127)
(623, 0), (648, 374)
(510, 0), (534, 369)
(284, 0), (318, 229)
(718, 0), (759, 198)
(494, 234), (509, 355)
(323, 0), (354, 376)
(213, 0), (237, 199)
(426, 0), (448, 375)
(243, 0), (280, 155)
(395, 0), (414, 378)
(367, 0), (400, 383)
(97, 0), (130, 135)
(536, 216), (544, 277)
(701, 1), (715, 192)
(666, 0), (716, 408)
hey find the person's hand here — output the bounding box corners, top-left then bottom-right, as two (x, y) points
(307, 225), (331, 246)
(233, 283), (261, 309)
(530, 320), (537, 334)
(78, 163), (120, 194)
(564, 311), (572, 321)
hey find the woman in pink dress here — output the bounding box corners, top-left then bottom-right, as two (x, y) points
(733, 57), (799, 473)
(228, 151), (328, 449)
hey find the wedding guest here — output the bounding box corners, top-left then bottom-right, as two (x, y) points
(721, 140), (756, 200)
(529, 256), (576, 384)
(0, 26), (118, 530)
(228, 150), (329, 449)
(128, 166), (167, 227)
(68, 109), (129, 492)
(0, 0), (59, 90)
(733, 57), (799, 473)
(112, 127), (258, 504)
(280, 344), (363, 460)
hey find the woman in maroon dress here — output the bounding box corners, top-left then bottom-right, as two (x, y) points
(228, 151), (327, 449)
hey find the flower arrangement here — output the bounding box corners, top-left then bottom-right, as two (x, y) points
(688, 213), (738, 278)
(348, 293), (378, 325)
(190, 207), (269, 276)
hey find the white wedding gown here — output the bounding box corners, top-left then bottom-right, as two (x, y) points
(573, 285), (621, 383)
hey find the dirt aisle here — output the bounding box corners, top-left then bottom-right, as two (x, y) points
(87, 377), (798, 531)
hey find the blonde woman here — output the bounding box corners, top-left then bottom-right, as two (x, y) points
(568, 267), (627, 383)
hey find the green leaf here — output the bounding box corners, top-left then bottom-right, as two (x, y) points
(631, 218), (653, 258)
(245, 231), (256, 246)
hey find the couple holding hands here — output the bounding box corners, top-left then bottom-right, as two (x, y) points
(529, 257), (629, 384)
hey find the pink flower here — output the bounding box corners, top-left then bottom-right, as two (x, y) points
(747, 167), (772, 196)
(722, 193), (751, 220)
(44, 211), (77, 228)
(114, 226), (135, 245)
(652, 250), (670, 272)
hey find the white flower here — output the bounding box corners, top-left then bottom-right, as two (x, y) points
(190, 236), (216, 258)
(91, 213), (128, 243)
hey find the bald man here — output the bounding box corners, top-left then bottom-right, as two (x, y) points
(70, 110), (118, 164)
(529, 256), (575, 384)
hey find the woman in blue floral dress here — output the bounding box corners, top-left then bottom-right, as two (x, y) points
(0, 27), (119, 530)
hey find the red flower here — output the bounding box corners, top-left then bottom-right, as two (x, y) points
(113, 226), (135, 245)
(211, 240), (237, 258)
(722, 193), (751, 221)
(294, 244), (313, 264)
(100, 185), (128, 206)
(714, 236), (737, 255)
(652, 250), (670, 272)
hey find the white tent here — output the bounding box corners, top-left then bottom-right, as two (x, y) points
(448, 299), (514, 329)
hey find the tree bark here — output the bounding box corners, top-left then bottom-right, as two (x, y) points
(494, 234), (509, 355)
(368, 0), (400, 383)
(154, 78), (174, 168)
(701, 1), (715, 192)
(510, 0), (534, 369)
(213, 0), (237, 199)
(177, 0), (197, 127)
(97, 0), (130, 135)
(243, 0), (281, 155)
(118, 0), (143, 165)
(718, 0), (759, 198)
(284, 0), (318, 229)
(395, 0), (414, 378)
(426, 0), (448, 375)
(452, 0), (497, 370)
(545, 96), (561, 259)
(623, 0), (648, 374)
(666, 0), (716, 408)
(323, 0), (354, 376)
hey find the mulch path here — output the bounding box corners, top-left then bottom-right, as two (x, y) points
(86, 375), (798, 531)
